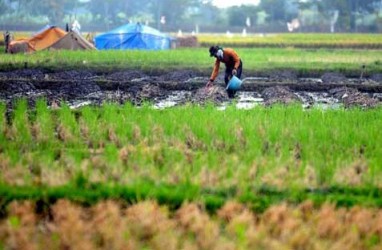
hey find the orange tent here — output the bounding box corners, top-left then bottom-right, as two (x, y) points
(9, 26), (67, 53)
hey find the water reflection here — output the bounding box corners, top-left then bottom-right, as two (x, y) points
(64, 90), (345, 110)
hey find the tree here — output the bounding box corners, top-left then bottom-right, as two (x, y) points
(145, 0), (202, 30)
(85, 0), (148, 29)
(299, 0), (381, 32)
(259, 0), (289, 24)
(227, 5), (259, 27)
(0, 0), (9, 15)
(17, 0), (80, 24)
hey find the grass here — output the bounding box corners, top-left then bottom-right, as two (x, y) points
(0, 100), (382, 211)
(1, 47), (382, 76)
(3, 31), (382, 49)
(197, 33), (382, 49)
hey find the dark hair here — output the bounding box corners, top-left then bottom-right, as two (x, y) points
(209, 45), (221, 57)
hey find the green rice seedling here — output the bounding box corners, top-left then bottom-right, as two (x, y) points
(198, 33), (382, 49)
(57, 103), (81, 143)
(103, 143), (120, 165)
(56, 103), (89, 165)
(119, 102), (143, 144)
(1, 103), (382, 208)
(11, 99), (32, 146)
(99, 102), (124, 146)
(34, 99), (55, 143)
(110, 104), (140, 147)
(0, 100), (32, 165)
(79, 106), (104, 148)
(0, 102), (5, 146)
(26, 99), (61, 170)
(1, 47), (382, 76)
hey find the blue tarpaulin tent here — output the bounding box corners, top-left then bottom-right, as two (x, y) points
(94, 23), (171, 50)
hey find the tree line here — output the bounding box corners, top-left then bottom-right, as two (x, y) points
(1, 0), (382, 32)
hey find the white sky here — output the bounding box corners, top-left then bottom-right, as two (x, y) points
(211, 0), (260, 8)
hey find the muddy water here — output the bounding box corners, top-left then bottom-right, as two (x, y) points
(1, 69), (381, 110)
(68, 89), (342, 110)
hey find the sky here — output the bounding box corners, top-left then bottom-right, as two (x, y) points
(211, 0), (260, 8)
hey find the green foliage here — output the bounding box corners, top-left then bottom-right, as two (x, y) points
(1, 45), (382, 76)
(226, 5), (259, 27)
(0, 102), (382, 210)
(12, 99), (32, 145)
(198, 33), (382, 49)
(258, 0), (289, 23)
(1, 183), (382, 214)
(2, 0), (382, 32)
(0, 102), (5, 144)
(0, 0), (8, 15)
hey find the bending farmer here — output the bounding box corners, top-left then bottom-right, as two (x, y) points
(206, 45), (243, 98)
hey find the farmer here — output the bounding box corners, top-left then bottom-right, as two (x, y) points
(3, 31), (11, 53)
(206, 45), (243, 98)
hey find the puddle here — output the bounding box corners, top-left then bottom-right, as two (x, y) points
(1, 86), (379, 111)
(184, 77), (206, 83)
(153, 91), (191, 109)
(151, 90), (345, 110)
(299, 78), (323, 83)
(373, 93), (382, 101)
(69, 100), (92, 109)
(60, 90), (345, 110)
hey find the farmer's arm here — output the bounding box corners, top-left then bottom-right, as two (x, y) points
(209, 59), (220, 82)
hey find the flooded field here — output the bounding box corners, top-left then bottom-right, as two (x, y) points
(1, 69), (381, 110)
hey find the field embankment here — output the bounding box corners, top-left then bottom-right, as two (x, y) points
(1, 48), (382, 77)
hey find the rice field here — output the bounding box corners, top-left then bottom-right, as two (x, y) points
(1, 100), (382, 211)
(2, 32), (382, 75)
(1, 32), (382, 249)
(1, 48), (382, 76)
(1, 99), (382, 248)
(197, 33), (382, 49)
(2, 199), (382, 250)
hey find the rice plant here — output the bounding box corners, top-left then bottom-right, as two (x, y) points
(1, 47), (382, 75)
(1, 100), (382, 209)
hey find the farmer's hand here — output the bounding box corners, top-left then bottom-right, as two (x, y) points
(206, 80), (213, 88)
(232, 69), (237, 76)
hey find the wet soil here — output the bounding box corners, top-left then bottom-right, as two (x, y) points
(0, 69), (381, 110)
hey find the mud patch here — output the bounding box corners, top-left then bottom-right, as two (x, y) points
(0, 69), (381, 110)
(321, 72), (348, 84)
(52, 81), (101, 98)
(0, 80), (36, 94)
(193, 86), (229, 104)
(295, 92), (340, 109)
(157, 70), (199, 82)
(268, 70), (298, 82)
(370, 74), (382, 83)
(0, 69), (46, 80)
(49, 70), (97, 80)
(261, 86), (301, 106)
(106, 70), (148, 81)
(329, 87), (379, 108)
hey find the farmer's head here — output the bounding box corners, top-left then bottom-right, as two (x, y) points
(209, 45), (223, 59)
